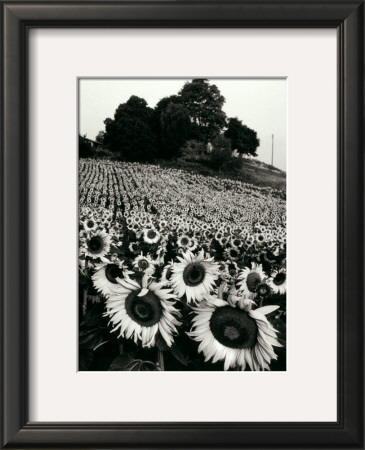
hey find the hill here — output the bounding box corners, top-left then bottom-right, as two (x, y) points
(156, 156), (286, 191)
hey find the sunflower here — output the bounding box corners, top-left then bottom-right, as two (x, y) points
(83, 230), (111, 259)
(79, 230), (87, 239)
(219, 236), (229, 247)
(231, 237), (242, 248)
(224, 247), (240, 262)
(83, 217), (97, 232)
(129, 241), (139, 254)
(133, 253), (155, 273)
(143, 228), (161, 244)
(215, 231), (223, 241)
(267, 269), (287, 294)
(105, 275), (181, 347)
(171, 250), (219, 303)
(177, 235), (191, 249)
(188, 237), (198, 252)
(160, 262), (174, 287)
(92, 259), (133, 298)
(189, 295), (282, 371)
(237, 263), (266, 298)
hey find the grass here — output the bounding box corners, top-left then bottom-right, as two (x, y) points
(155, 157), (286, 192)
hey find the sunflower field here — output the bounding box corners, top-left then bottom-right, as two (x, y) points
(79, 159), (287, 371)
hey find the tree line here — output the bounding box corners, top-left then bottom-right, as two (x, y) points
(79, 79), (260, 162)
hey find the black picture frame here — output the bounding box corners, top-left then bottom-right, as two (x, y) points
(1, 1), (364, 448)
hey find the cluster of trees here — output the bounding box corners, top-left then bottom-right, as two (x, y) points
(83, 79), (259, 162)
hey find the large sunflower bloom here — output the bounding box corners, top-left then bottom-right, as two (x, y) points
(83, 230), (111, 259)
(237, 263), (266, 299)
(105, 274), (181, 347)
(92, 259), (133, 298)
(267, 269), (287, 294)
(171, 250), (219, 303)
(189, 296), (282, 371)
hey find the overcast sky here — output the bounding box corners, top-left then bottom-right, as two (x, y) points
(79, 78), (287, 171)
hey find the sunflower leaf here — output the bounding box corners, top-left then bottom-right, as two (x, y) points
(110, 244), (123, 255)
(79, 328), (105, 351)
(155, 332), (170, 351)
(80, 303), (107, 329)
(109, 354), (158, 371)
(170, 344), (188, 366)
(79, 350), (94, 370)
(155, 332), (189, 366)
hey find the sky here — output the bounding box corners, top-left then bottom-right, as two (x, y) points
(79, 78), (287, 171)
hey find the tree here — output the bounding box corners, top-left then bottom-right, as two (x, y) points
(154, 95), (181, 117)
(95, 130), (105, 146)
(102, 96), (157, 161)
(160, 103), (191, 158)
(179, 79), (227, 142)
(224, 117), (260, 156)
(149, 95), (182, 155)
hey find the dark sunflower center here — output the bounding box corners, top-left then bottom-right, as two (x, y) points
(125, 290), (162, 327)
(274, 272), (286, 285)
(105, 264), (124, 284)
(181, 237), (189, 246)
(183, 263), (205, 287)
(246, 272), (262, 292)
(87, 220), (95, 228)
(233, 239), (241, 247)
(210, 306), (258, 349)
(88, 236), (104, 254)
(138, 259), (149, 270)
(147, 230), (157, 239)
(134, 302), (152, 319)
(230, 249), (239, 258)
(224, 325), (240, 340)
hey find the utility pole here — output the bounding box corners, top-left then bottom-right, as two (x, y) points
(271, 134), (274, 166)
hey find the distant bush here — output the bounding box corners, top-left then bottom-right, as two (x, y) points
(95, 148), (115, 159)
(179, 140), (206, 161)
(209, 135), (243, 173)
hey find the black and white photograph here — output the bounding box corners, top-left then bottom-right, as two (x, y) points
(78, 78), (287, 372)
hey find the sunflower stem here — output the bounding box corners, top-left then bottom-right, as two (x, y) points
(258, 296), (263, 308)
(158, 349), (165, 371)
